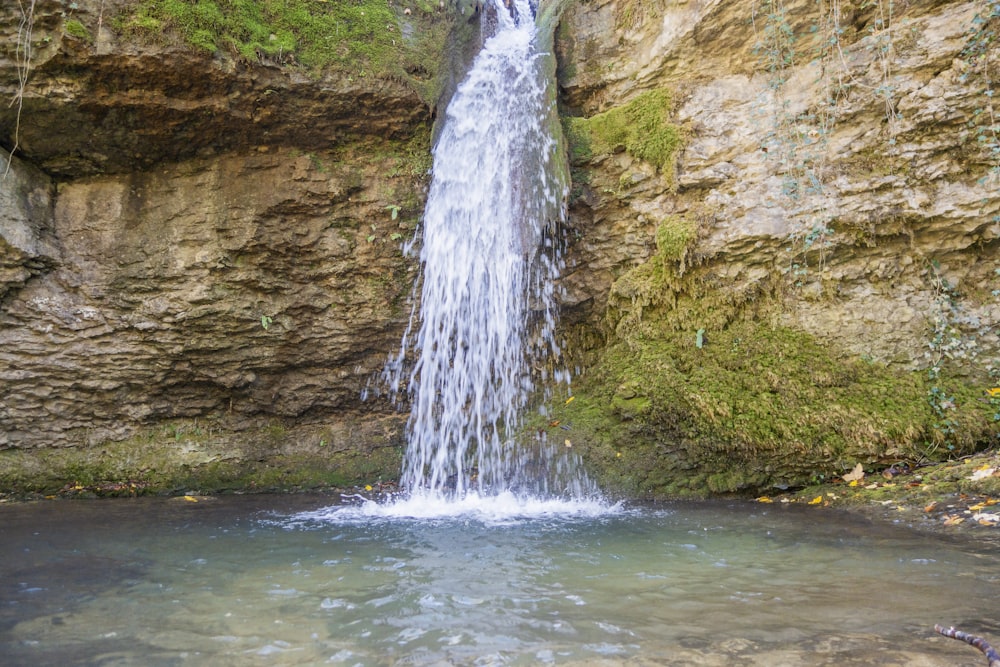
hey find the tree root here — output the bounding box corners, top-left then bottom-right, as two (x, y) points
(935, 624), (1000, 667)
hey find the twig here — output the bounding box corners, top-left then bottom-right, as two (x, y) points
(935, 624), (1000, 667)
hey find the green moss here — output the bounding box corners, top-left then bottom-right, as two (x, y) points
(545, 237), (997, 497)
(0, 418), (403, 498)
(115, 0), (453, 91)
(564, 89), (682, 178)
(380, 127), (433, 179)
(655, 215), (697, 261)
(122, 0), (394, 67)
(546, 318), (966, 498)
(64, 19), (94, 42)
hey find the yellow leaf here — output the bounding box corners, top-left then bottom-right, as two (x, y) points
(969, 502), (988, 511)
(565, 396), (575, 405)
(848, 479), (859, 487)
(987, 387), (1000, 397)
(943, 515), (965, 526)
(564, 439), (572, 448)
(808, 495), (823, 505)
(756, 496), (773, 503)
(615, 452), (622, 458)
(183, 495), (198, 503)
(365, 485), (373, 491)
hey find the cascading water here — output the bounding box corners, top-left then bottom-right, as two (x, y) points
(376, 0), (599, 506)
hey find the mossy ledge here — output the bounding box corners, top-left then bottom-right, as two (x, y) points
(0, 417), (404, 499)
(541, 246), (997, 499)
(563, 88), (683, 182)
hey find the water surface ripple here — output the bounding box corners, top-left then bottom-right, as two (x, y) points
(1, 496), (996, 666)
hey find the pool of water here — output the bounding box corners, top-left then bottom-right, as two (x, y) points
(1, 494), (997, 666)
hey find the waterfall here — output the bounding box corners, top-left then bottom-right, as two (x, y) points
(378, 0), (596, 503)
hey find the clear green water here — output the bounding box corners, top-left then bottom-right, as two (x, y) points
(1, 495), (997, 666)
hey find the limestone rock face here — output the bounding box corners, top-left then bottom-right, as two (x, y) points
(0, 0), (434, 178)
(0, 0), (440, 471)
(1, 0), (998, 495)
(553, 0), (999, 493)
(0, 154), (56, 301)
(557, 0), (999, 369)
(1, 147), (417, 450)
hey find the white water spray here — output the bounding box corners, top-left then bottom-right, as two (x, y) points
(377, 0), (599, 506)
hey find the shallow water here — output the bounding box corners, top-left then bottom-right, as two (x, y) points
(1, 495), (997, 666)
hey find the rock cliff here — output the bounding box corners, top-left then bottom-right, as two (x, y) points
(0, 0), (472, 491)
(551, 0), (1000, 494)
(0, 0), (997, 496)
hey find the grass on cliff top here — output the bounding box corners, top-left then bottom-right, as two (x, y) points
(115, 0), (449, 81)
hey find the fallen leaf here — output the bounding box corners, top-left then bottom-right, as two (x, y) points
(848, 479), (859, 487)
(565, 396), (575, 405)
(970, 467), (997, 481)
(924, 501), (939, 513)
(969, 502), (988, 511)
(808, 495), (823, 505)
(943, 515), (965, 526)
(564, 439), (572, 448)
(865, 483), (879, 489)
(972, 512), (1000, 524)
(987, 387), (1000, 397)
(756, 496), (773, 503)
(365, 485), (373, 491)
(843, 463), (865, 483)
(183, 495), (198, 503)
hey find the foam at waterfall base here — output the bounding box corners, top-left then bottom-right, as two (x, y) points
(287, 490), (621, 527)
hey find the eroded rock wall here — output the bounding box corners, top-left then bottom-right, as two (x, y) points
(0, 0), (463, 491)
(1, 0), (997, 497)
(2, 147), (418, 447)
(552, 0), (1000, 495)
